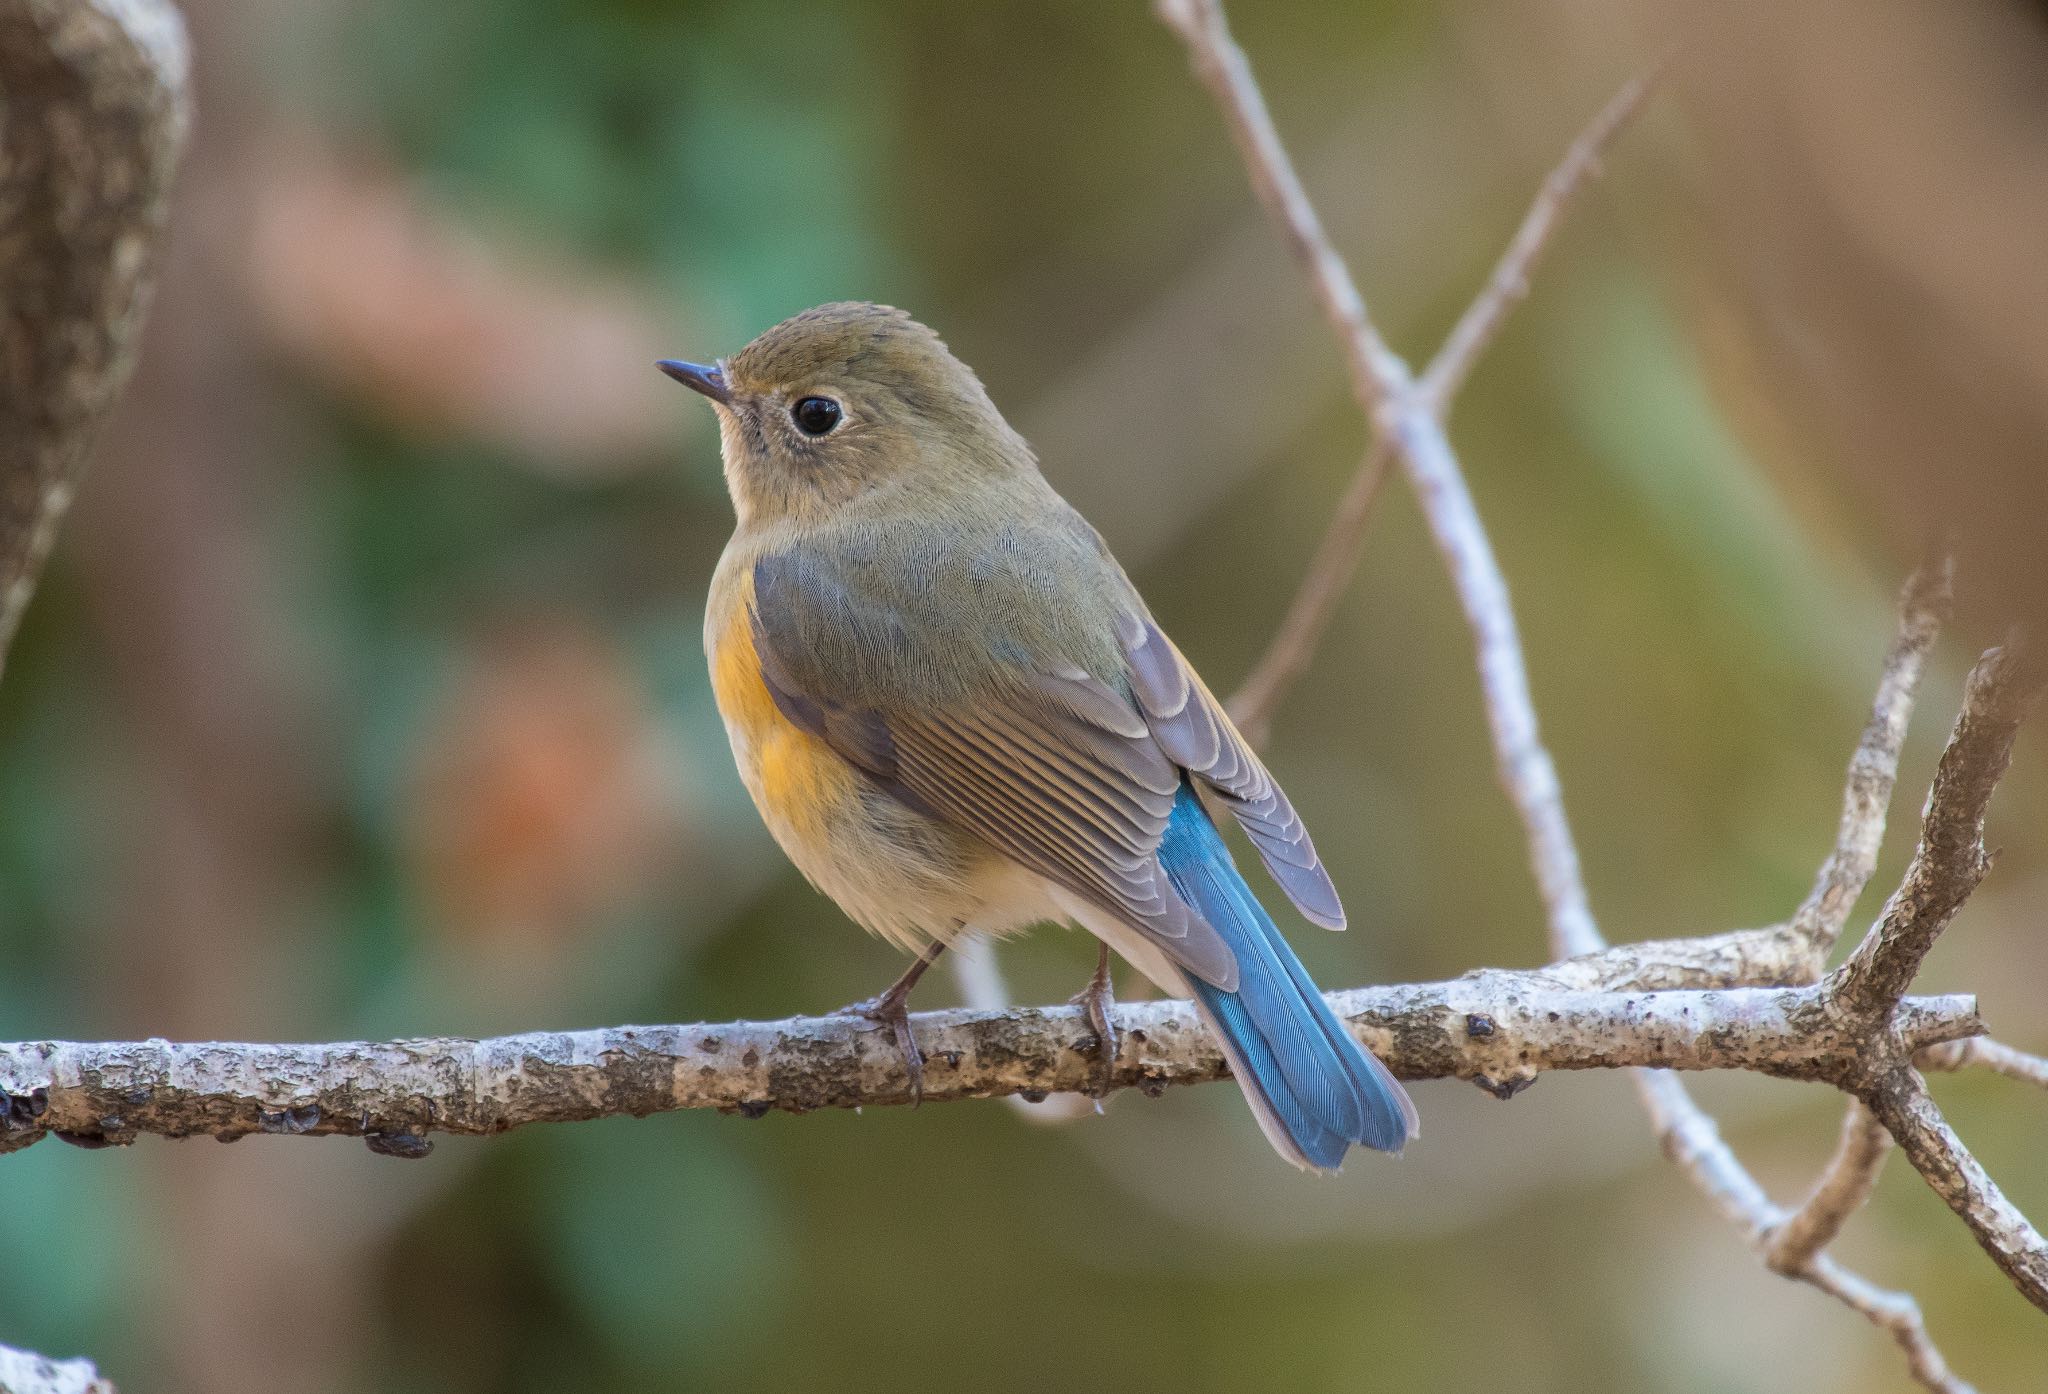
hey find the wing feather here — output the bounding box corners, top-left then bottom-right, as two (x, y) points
(748, 552), (1239, 988)
(1120, 616), (1347, 929)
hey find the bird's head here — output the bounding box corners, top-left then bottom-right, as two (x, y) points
(661, 301), (1032, 524)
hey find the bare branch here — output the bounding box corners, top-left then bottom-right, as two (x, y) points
(1153, 0), (1408, 418)
(1834, 641), (2047, 1017)
(0, 981), (1979, 1154)
(1159, 0), (1598, 957)
(0, 0), (189, 675)
(1226, 437), (1394, 745)
(0, 1342), (112, 1394)
(1799, 1258), (1975, 1394)
(1764, 1100), (1893, 1274)
(1919, 1036), (2048, 1090)
(1864, 1072), (2048, 1314)
(1789, 558), (1954, 958)
(1419, 65), (1662, 412)
(1636, 1072), (1969, 1393)
(1229, 67), (1658, 745)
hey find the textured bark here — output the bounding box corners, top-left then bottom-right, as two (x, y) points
(0, 0), (188, 672)
(0, 980), (1979, 1155)
(0, 1342), (110, 1394)
(1157, 0), (2031, 1384)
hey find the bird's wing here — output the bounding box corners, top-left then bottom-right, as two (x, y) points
(749, 551), (1241, 988)
(1117, 612), (1346, 929)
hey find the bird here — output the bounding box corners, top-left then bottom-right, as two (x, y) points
(660, 301), (1416, 1171)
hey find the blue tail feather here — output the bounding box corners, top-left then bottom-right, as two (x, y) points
(1159, 784), (1413, 1169)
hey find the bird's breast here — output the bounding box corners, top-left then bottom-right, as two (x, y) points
(707, 578), (855, 847)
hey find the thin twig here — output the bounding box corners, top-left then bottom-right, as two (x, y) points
(1919, 1036), (2048, 1090)
(1230, 66), (1657, 744)
(1635, 1072), (1970, 1393)
(1788, 559), (1954, 959)
(1834, 641), (2046, 1018)
(1226, 437), (1394, 745)
(1764, 1100), (1893, 1274)
(1153, 0), (1408, 417)
(1159, 0), (1598, 957)
(1420, 65), (1663, 412)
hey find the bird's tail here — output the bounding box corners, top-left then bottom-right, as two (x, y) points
(1159, 784), (1416, 1171)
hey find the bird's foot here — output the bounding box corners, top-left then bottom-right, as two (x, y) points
(837, 943), (945, 1105)
(1070, 942), (1119, 1099)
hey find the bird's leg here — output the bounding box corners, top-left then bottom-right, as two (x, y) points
(1070, 941), (1118, 1098)
(839, 942), (946, 1105)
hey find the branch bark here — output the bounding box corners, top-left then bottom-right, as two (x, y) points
(0, 3), (184, 1386)
(0, 979), (1979, 1154)
(1789, 558), (1955, 958)
(1864, 1073), (2048, 1314)
(1227, 69), (1655, 746)
(1919, 1036), (2048, 1091)
(1834, 640), (2046, 1017)
(0, 1342), (111, 1394)
(1158, 1), (2034, 1385)
(0, 0), (188, 674)
(1157, 0), (1599, 960)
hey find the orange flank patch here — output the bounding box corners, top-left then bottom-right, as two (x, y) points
(710, 601), (852, 842)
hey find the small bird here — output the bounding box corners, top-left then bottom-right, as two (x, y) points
(662, 302), (1416, 1170)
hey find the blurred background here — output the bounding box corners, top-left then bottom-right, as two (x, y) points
(3, 0), (2047, 1390)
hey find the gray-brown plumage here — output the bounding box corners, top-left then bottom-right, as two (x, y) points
(668, 301), (1415, 1169)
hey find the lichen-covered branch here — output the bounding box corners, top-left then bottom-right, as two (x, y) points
(1788, 558), (1955, 960)
(1834, 641), (2047, 1017)
(1162, 1), (2029, 1385)
(0, 1342), (111, 1394)
(1864, 1072), (2048, 1314)
(0, 980), (1979, 1156)
(0, 0), (189, 675)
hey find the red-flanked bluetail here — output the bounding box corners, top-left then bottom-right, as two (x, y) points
(663, 302), (1416, 1170)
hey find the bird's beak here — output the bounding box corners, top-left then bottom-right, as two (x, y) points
(657, 359), (731, 405)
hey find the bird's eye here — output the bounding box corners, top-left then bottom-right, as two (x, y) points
(791, 396), (842, 437)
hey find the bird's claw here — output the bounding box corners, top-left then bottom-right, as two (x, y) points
(1070, 943), (1118, 1099)
(836, 943), (944, 1106)
(843, 989), (927, 1105)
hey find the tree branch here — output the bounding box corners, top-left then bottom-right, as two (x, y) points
(1864, 1072), (2048, 1314)
(1418, 64), (1661, 413)
(1161, 2), (2030, 1385)
(1919, 1036), (2048, 1090)
(0, 979), (1979, 1155)
(1763, 1100), (1893, 1274)
(1633, 1071), (1967, 1392)
(1228, 68), (1654, 746)
(1158, 0), (1600, 959)
(0, 0), (188, 675)
(0, 1342), (111, 1394)
(1834, 640), (2047, 1017)
(1789, 558), (1955, 960)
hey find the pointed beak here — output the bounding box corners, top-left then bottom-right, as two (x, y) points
(657, 359), (731, 405)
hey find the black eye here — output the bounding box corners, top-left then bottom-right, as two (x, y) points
(791, 396), (842, 436)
